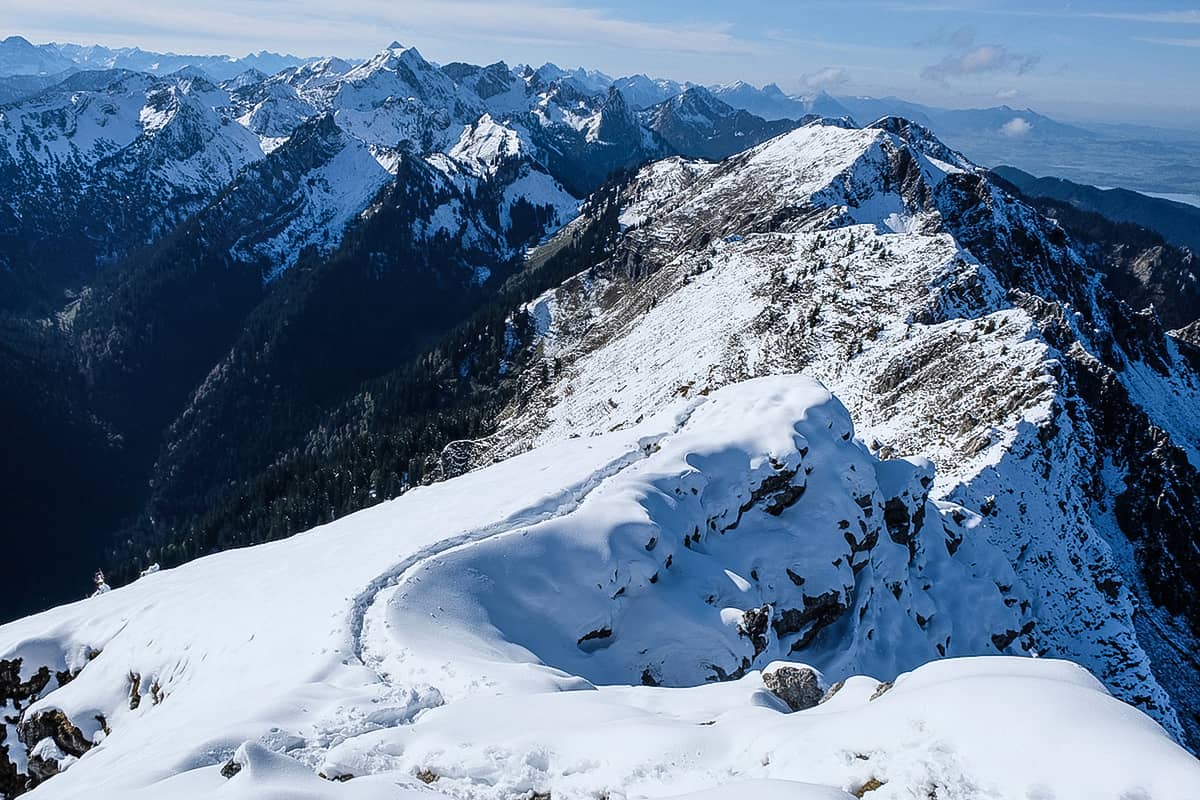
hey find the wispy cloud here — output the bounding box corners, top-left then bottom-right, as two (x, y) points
(1000, 117), (1032, 137)
(1087, 10), (1200, 25)
(915, 25), (977, 49)
(919, 27), (1039, 82)
(1139, 36), (1200, 47)
(885, 3), (1200, 26)
(799, 66), (850, 92)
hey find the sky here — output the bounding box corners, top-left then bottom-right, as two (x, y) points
(2, 0), (1199, 128)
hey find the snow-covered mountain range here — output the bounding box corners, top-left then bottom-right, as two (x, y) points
(1, 38), (1199, 800)
(3, 42), (817, 311)
(0, 36), (314, 82)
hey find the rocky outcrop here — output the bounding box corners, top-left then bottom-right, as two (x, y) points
(762, 665), (823, 711)
(1, 658), (56, 797)
(17, 710), (92, 762)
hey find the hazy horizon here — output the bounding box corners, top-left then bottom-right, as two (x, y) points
(3, 0), (1199, 130)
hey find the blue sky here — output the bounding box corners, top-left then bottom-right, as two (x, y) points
(3, 0), (1198, 127)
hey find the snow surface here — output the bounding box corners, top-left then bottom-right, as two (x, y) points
(2, 377), (1193, 799)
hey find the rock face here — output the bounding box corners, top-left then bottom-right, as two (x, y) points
(0, 657), (97, 795)
(16, 710), (91, 760)
(478, 120), (1200, 748)
(1, 659), (50, 796)
(762, 665), (824, 711)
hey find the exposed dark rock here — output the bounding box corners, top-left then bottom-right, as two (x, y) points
(17, 710), (92, 759)
(992, 630), (1020, 652)
(0, 661), (52, 714)
(883, 498), (915, 547)
(0, 658), (52, 797)
(762, 665), (823, 712)
(869, 681), (894, 701)
(739, 605), (771, 657)
(128, 672), (141, 710)
(576, 627), (613, 651)
(0, 749), (21, 799)
(25, 752), (62, 788)
(774, 591), (850, 652)
(942, 523), (964, 557)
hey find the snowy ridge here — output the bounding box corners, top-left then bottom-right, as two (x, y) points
(484, 119), (1200, 745)
(0, 70), (263, 181)
(0, 378), (1195, 799)
(361, 378), (1029, 694)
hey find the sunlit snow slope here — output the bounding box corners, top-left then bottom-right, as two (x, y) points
(0, 377), (1195, 799)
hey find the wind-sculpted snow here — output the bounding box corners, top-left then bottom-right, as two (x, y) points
(364, 377), (1029, 694)
(1, 377), (1193, 798)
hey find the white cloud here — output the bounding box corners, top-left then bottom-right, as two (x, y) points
(799, 66), (850, 92)
(922, 43), (1040, 81)
(918, 26), (1040, 83)
(996, 88), (1020, 100)
(1088, 10), (1200, 25)
(1000, 117), (1033, 137)
(1139, 36), (1200, 48)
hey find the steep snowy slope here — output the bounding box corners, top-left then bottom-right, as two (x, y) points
(480, 119), (1200, 749)
(0, 378), (1194, 799)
